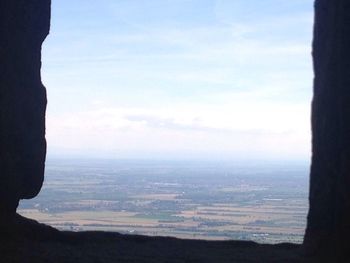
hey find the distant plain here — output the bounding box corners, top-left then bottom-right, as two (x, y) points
(19, 159), (308, 244)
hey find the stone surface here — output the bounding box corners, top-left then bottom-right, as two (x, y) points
(304, 0), (350, 260)
(0, 0), (50, 213)
(0, 232), (304, 263)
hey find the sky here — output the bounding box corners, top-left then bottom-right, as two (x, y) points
(42, 0), (314, 161)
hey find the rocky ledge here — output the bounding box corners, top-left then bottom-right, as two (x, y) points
(0, 216), (304, 263)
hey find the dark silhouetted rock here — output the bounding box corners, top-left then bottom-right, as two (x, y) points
(0, 1), (50, 214)
(0, 232), (303, 263)
(304, 0), (350, 261)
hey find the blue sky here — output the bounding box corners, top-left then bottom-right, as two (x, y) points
(42, 0), (314, 160)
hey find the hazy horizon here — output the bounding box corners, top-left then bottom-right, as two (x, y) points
(45, 155), (310, 164)
(20, 157), (309, 243)
(43, 0), (314, 160)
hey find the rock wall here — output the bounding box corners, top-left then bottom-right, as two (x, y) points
(304, 0), (350, 258)
(0, 0), (50, 213)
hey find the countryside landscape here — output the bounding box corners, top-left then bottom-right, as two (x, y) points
(18, 159), (308, 244)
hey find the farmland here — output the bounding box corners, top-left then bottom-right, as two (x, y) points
(19, 159), (309, 243)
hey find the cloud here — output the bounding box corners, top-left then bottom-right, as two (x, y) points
(43, 0), (313, 160)
(124, 114), (293, 137)
(46, 100), (311, 160)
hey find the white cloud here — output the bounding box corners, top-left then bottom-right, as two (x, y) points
(43, 0), (313, 160)
(46, 93), (311, 159)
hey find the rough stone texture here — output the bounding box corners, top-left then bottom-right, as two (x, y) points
(0, 233), (304, 263)
(304, 0), (350, 260)
(0, 0), (50, 213)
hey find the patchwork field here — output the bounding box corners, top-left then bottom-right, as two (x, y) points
(19, 159), (309, 243)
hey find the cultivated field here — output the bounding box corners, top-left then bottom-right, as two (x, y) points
(19, 159), (309, 243)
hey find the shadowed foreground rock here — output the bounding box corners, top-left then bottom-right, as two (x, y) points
(0, 231), (303, 263)
(0, 0), (50, 213)
(304, 0), (350, 261)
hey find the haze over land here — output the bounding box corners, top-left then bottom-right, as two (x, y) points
(19, 159), (309, 244)
(43, 0), (313, 160)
